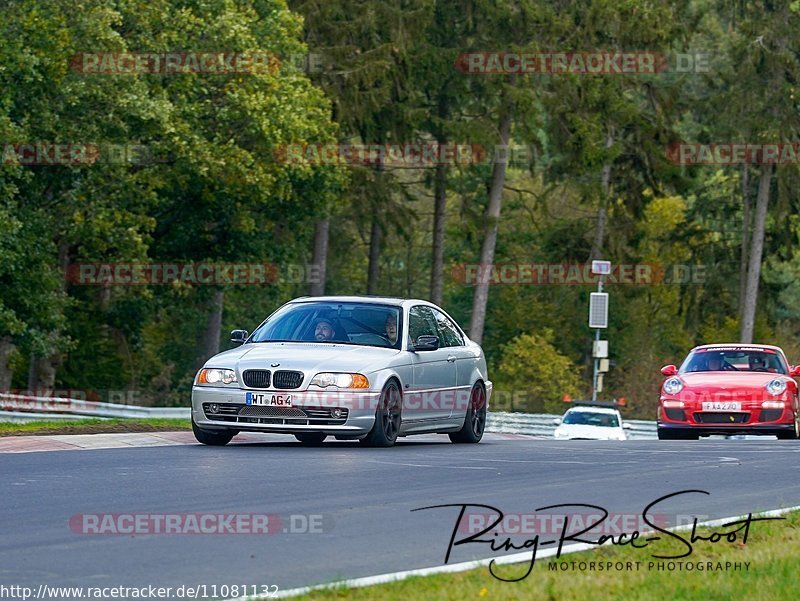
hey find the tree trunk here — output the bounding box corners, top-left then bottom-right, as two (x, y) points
(367, 209), (382, 295)
(0, 337), (15, 392)
(469, 108), (513, 345)
(27, 240), (70, 394)
(200, 288), (225, 362)
(430, 160), (448, 306)
(27, 355), (60, 394)
(310, 219), (329, 296)
(589, 131), (614, 261)
(740, 164), (773, 343)
(739, 165), (751, 313)
(430, 90), (451, 306)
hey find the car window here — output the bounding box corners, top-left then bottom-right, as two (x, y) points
(563, 411), (619, 427)
(408, 305), (438, 344)
(431, 308), (464, 347)
(681, 349), (788, 374)
(249, 302), (402, 349)
(262, 308), (310, 341)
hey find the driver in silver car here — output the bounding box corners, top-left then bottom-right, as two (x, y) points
(384, 314), (398, 344)
(314, 318), (336, 342)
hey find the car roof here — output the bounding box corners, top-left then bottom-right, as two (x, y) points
(291, 295), (409, 306)
(564, 406), (620, 415)
(290, 296), (453, 309)
(691, 343), (784, 353)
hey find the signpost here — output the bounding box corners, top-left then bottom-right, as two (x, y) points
(589, 260), (610, 401)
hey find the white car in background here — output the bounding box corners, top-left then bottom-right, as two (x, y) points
(553, 404), (630, 441)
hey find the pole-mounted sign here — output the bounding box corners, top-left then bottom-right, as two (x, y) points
(589, 292), (609, 328)
(589, 260), (610, 401)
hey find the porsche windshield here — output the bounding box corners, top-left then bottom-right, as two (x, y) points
(680, 349), (788, 375)
(249, 302), (403, 349)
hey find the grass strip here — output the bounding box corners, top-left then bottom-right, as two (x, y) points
(0, 418), (191, 436)
(291, 510), (800, 600)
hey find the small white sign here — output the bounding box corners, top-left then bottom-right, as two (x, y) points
(593, 340), (609, 358)
(591, 260), (611, 275)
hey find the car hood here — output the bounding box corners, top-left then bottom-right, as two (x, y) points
(206, 343), (402, 380)
(677, 372), (788, 390)
(555, 424), (624, 440)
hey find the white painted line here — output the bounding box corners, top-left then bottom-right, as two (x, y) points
(230, 503), (800, 600)
(368, 460), (496, 471)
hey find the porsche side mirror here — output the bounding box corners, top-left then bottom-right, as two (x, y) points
(660, 364), (678, 376)
(552, 418), (561, 426)
(413, 335), (440, 351)
(790, 365), (800, 377)
(230, 329), (248, 345)
(622, 422), (632, 430)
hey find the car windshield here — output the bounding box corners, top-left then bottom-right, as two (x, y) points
(562, 411), (620, 427)
(680, 349), (788, 375)
(248, 302), (403, 349)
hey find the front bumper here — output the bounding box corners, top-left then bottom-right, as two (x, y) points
(658, 399), (796, 436)
(656, 422), (795, 436)
(191, 386), (381, 435)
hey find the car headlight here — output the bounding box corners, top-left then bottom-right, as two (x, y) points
(310, 372), (369, 389)
(765, 379), (787, 396)
(663, 377), (684, 395)
(196, 368), (238, 386)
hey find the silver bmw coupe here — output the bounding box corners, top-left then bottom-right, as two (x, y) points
(191, 296), (492, 447)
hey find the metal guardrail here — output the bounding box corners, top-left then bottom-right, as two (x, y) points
(0, 394), (190, 422)
(487, 411), (657, 439)
(0, 393), (656, 439)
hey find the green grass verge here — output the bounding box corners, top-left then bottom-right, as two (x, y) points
(293, 510), (800, 600)
(0, 418), (191, 436)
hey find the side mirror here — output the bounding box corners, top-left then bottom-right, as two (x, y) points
(413, 335), (440, 351)
(790, 365), (800, 377)
(552, 418), (561, 426)
(622, 422), (632, 430)
(660, 364), (678, 376)
(230, 329), (248, 345)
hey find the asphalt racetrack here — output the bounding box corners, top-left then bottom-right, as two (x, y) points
(2, 433), (799, 595)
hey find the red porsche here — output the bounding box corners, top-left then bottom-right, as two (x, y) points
(657, 344), (800, 440)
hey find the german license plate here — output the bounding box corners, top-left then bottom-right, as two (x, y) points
(246, 392), (292, 406)
(702, 402), (741, 411)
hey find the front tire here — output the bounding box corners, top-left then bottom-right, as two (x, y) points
(449, 382), (487, 444)
(192, 416), (235, 446)
(776, 415), (800, 439)
(360, 380), (402, 447)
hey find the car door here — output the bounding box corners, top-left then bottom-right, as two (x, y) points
(406, 305), (457, 424)
(430, 307), (474, 418)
